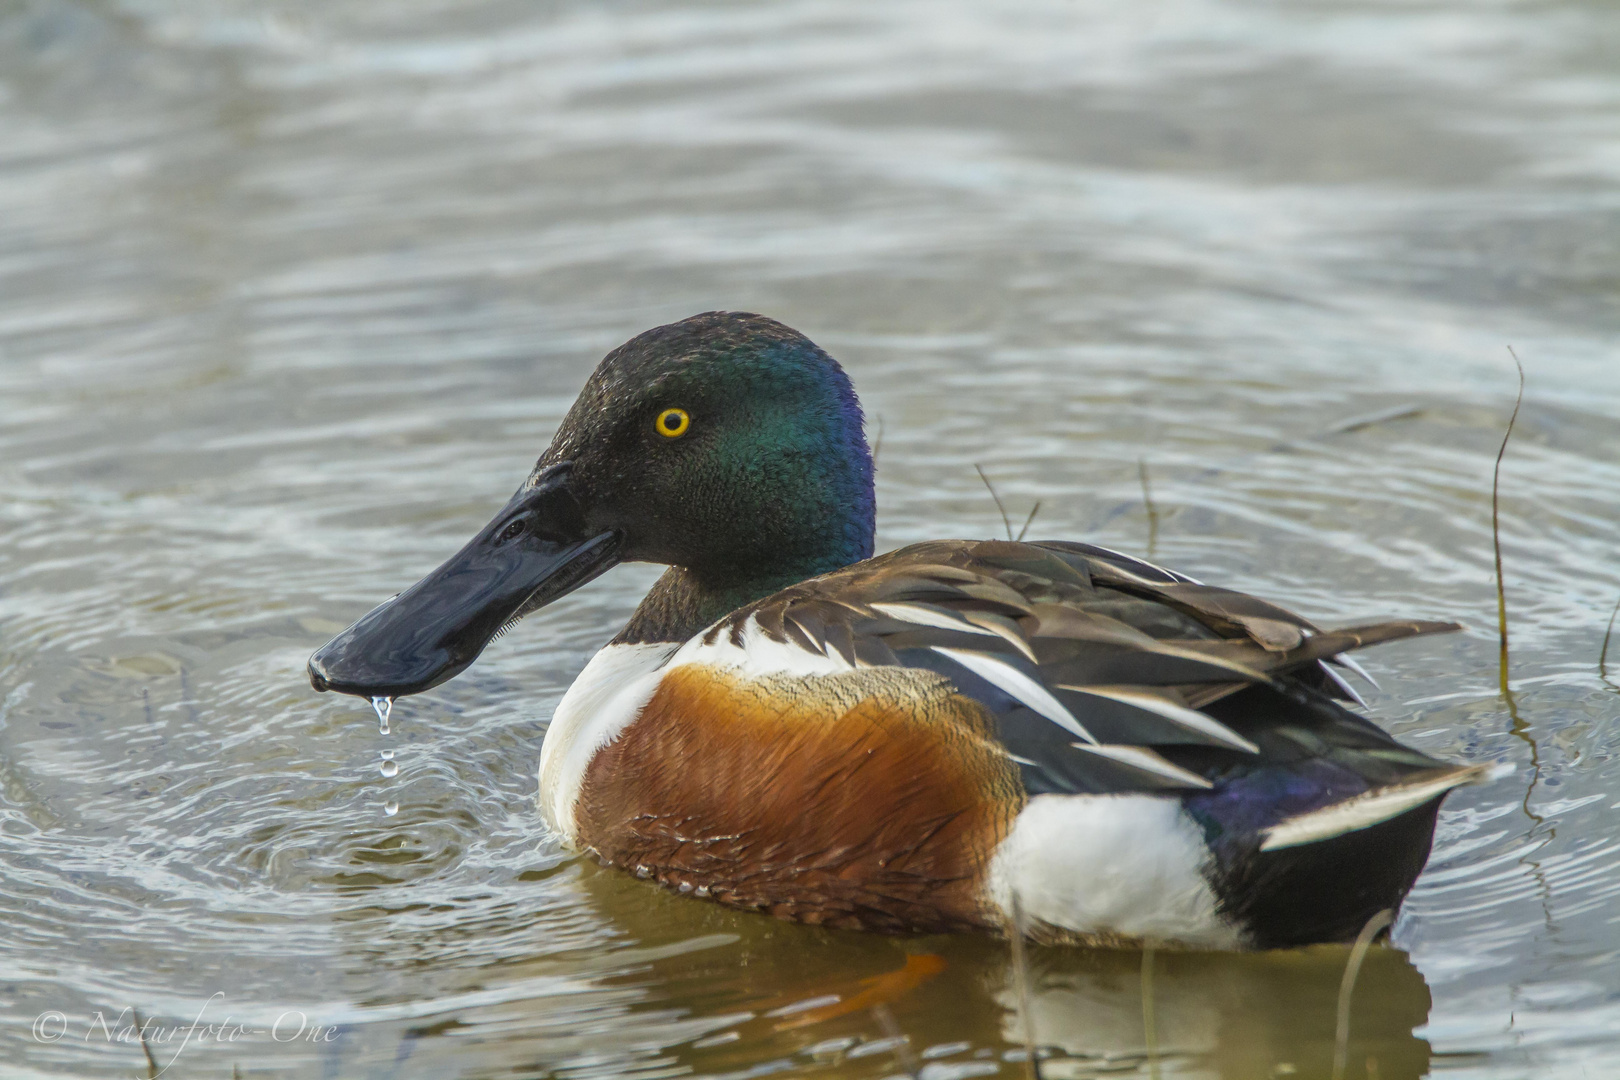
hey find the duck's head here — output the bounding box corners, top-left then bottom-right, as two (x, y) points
(308, 311), (874, 699)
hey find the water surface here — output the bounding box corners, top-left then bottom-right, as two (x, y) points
(2, 1), (1618, 1077)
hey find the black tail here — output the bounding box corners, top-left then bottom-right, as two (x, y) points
(1206, 796), (1444, 948)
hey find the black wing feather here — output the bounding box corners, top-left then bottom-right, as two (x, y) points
(720, 539), (1462, 798)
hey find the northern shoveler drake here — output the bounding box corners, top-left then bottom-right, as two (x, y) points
(308, 311), (1487, 950)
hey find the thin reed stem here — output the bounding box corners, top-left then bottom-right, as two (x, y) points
(976, 464), (1015, 542)
(1332, 909), (1394, 1080)
(131, 1007), (159, 1080)
(1138, 458), (1159, 559)
(1017, 501), (1042, 543)
(1008, 891), (1042, 1080)
(871, 1004), (920, 1080)
(1494, 348), (1524, 702)
(1142, 940), (1160, 1080)
(1599, 594), (1620, 692)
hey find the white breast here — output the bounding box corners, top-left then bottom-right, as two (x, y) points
(985, 794), (1243, 949)
(536, 618), (846, 843)
(537, 641), (679, 843)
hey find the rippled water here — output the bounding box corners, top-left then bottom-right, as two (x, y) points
(2, 2), (1618, 1077)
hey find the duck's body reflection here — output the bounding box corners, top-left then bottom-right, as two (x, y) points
(392, 861), (1435, 1079)
(306, 849), (1432, 1079)
(997, 942), (1431, 1078)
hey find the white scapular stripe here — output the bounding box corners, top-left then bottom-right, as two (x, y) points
(1259, 766), (1490, 851)
(986, 793), (1241, 949)
(1081, 544), (1201, 585)
(1318, 662), (1369, 707)
(1331, 653), (1380, 690)
(669, 616), (851, 679)
(1058, 684), (1258, 754)
(932, 646), (1096, 744)
(1070, 743), (1214, 789)
(869, 601), (998, 638)
(961, 612), (1040, 662)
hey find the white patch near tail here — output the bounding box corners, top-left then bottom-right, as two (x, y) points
(538, 642), (679, 843)
(1258, 765), (1492, 851)
(986, 794), (1243, 949)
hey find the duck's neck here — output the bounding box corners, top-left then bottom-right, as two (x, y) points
(612, 555), (853, 647)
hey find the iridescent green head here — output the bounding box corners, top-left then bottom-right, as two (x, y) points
(310, 312), (876, 696)
(544, 310), (875, 585)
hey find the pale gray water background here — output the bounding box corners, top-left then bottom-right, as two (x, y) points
(1, 1), (1617, 1077)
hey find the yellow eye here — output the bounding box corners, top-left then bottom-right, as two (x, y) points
(655, 407), (690, 439)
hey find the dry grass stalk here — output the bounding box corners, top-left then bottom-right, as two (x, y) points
(1599, 594), (1620, 692)
(975, 464), (1041, 542)
(870, 1003), (920, 1080)
(1142, 939), (1160, 1080)
(1008, 890), (1042, 1080)
(1332, 908), (1394, 1080)
(1494, 348), (1525, 701)
(1017, 500), (1043, 543)
(1138, 458), (1160, 558)
(130, 1007), (159, 1080)
(976, 464), (1016, 541)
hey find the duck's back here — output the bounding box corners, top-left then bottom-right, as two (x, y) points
(542, 539), (1484, 948)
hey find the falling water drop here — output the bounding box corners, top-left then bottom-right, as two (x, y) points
(371, 695), (393, 736)
(373, 700), (398, 813)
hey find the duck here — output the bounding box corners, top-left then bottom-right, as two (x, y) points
(308, 310), (1488, 950)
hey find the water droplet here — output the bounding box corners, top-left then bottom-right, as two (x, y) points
(380, 749), (394, 760)
(379, 758), (398, 778)
(383, 800), (399, 817)
(371, 695), (393, 736)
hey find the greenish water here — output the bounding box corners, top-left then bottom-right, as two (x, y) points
(1, 2), (1618, 1077)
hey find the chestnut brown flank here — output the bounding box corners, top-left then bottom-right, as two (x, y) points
(574, 664), (1024, 933)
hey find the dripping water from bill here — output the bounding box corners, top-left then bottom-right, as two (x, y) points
(372, 695), (393, 735)
(372, 696), (398, 813)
